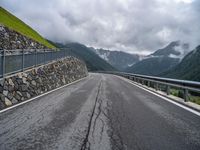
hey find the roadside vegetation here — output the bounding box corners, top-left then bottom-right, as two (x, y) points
(170, 88), (200, 105)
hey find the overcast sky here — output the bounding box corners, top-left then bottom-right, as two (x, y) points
(0, 0), (200, 54)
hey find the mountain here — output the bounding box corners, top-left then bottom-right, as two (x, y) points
(92, 48), (140, 71)
(125, 41), (188, 76)
(163, 45), (200, 81)
(0, 7), (54, 48)
(51, 42), (117, 71)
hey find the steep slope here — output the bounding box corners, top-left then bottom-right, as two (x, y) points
(164, 45), (200, 81)
(92, 48), (140, 71)
(125, 41), (188, 76)
(126, 56), (179, 76)
(0, 7), (54, 48)
(52, 42), (116, 71)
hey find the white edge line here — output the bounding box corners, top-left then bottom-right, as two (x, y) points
(0, 76), (88, 114)
(116, 75), (200, 117)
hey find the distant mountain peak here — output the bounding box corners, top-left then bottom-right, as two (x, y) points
(164, 44), (200, 81)
(151, 41), (189, 58)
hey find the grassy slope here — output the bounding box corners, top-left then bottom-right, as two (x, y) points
(66, 43), (117, 71)
(0, 7), (55, 48)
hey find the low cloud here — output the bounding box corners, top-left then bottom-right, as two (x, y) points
(0, 0), (200, 54)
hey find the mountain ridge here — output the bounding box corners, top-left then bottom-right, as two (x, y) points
(125, 41), (188, 76)
(50, 42), (117, 71)
(163, 45), (200, 81)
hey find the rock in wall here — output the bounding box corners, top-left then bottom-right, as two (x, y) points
(0, 25), (48, 50)
(0, 56), (88, 110)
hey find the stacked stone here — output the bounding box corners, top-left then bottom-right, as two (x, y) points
(0, 57), (88, 110)
(0, 25), (48, 50)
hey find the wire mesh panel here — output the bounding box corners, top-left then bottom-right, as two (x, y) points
(5, 54), (23, 74)
(45, 51), (54, 63)
(37, 51), (45, 65)
(57, 50), (62, 59)
(24, 53), (36, 69)
(51, 51), (57, 60)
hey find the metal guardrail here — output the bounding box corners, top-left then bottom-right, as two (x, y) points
(100, 71), (200, 102)
(0, 48), (76, 78)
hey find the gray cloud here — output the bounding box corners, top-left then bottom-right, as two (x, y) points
(0, 0), (200, 54)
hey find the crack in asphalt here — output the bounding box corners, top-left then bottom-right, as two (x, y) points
(92, 97), (103, 138)
(80, 81), (102, 150)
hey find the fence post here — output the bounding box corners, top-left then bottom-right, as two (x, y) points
(44, 49), (46, 64)
(22, 49), (24, 72)
(184, 89), (189, 102)
(2, 49), (6, 77)
(51, 49), (53, 61)
(56, 50), (57, 61)
(35, 49), (37, 67)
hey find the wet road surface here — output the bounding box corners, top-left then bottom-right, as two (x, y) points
(0, 73), (200, 150)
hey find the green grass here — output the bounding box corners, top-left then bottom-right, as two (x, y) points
(170, 89), (180, 97)
(0, 7), (55, 48)
(189, 96), (200, 105)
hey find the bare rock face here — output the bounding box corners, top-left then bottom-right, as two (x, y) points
(0, 25), (48, 50)
(0, 57), (88, 110)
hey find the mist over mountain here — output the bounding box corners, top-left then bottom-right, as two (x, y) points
(163, 45), (200, 82)
(125, 41), (189, 76)
(50, 41), (117, 72)
(91, 48), (141, 71)
(151, 41), (189, 59)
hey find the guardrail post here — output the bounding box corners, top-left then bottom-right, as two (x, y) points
(22, 49), (24, 72)
(155, 82), (158, 91)
(183, 89), (189, 102)
(166, 85), (170, 95)
(2, 49), (5, 77)
(142, 79), (144, 85)
(147, 81), (150, 87)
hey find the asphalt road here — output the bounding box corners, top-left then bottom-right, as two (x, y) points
(0, 73), (200, 150)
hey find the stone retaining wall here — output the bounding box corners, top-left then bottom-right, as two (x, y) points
(0, 56), (88, 110)
(0, 25), (48, 50)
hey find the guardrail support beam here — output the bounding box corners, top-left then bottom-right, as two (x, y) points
(155, 83), (158, 91)
(142, 79), (144, 85)
(147, 81), (150, 87)
(166, 85), (170, 95)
